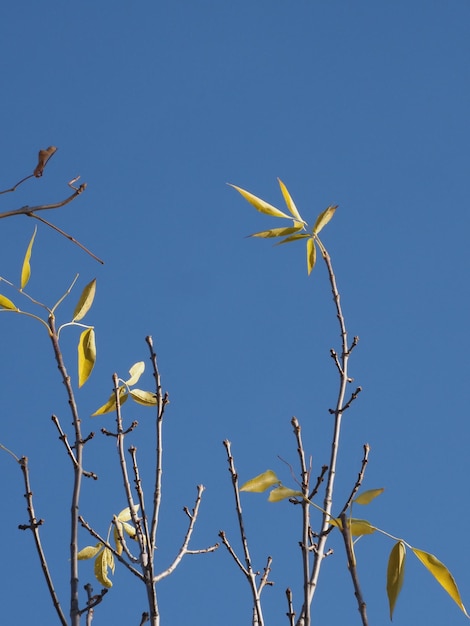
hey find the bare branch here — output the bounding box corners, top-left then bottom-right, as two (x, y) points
(339, 513), (369, 626)
(154, 485), (216, 582)
(221, 439), (269, 626)
(18, 456), (67, 626)
(0, 184), (86, 220)
(338, 444), (371, 516)
(286, 588), (296, 626)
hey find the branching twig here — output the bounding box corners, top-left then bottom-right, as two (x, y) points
(81, 583), (108, 623)
(154, 485), (217, 582)
(48, 315), (85, 626)
(291, 417), (312, 625)
(295, 237), (360, 625)
(18, 456), (67, 626)
(221, 439), (270, 626)
(51, 414), (98, 479)
(145, 336), (167, 550)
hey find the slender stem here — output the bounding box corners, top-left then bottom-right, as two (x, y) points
(112, 373), (159, 626)
(291, 418), (311, 625)
(18, 456), (68, 626)
(222, 440), (266, 626)
(339, 513), (369, 626)
(296, 239), (354, 624)
(146, 336), (165, 551)
(48, 314), (83, 626)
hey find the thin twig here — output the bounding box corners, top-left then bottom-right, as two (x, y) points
(339, 513), (369, 626)
(18, 456), (68, 626)
(81, 583), (108, 622)
(0, 185), (86, 219)
(291, 417), (312, 625)
(296, 236), (359, 625)
(48, 315), (84, 626)
(51, 414), (98, 479)
(145, 336), (167, 550)
(0, 173), (35, 195)
(221, 439), (268, 626)
(338, 444), (370, 516)
(31, 212), (104, 264)
(286, 588), (296, 626)
(153, 485), (217, 582)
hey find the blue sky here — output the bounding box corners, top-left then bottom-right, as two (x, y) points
(1, 2), (469, 625)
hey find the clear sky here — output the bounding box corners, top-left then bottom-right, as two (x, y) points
(1, 2), (469, 625)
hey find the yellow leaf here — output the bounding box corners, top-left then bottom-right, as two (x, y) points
(78, 328), (96, 388)
(274, 233), (311, 246)
(354, 488), (385, 505)
(240, 470), (280, 493)
(0, 294), (18, 311)
(306, 237), (316, 275)
(113, 524), (123, 556)
(329, 517), (376, 536)
(412, 548), (469, 616)
(228, 184), (291, 219)
(249, 225), (305, 239)
(313, 205), (337, 235)
(116, 505), (140, 522)
(349, 518), (376, 536)
(125, 361), (145, 386)
(122, 521), (137, 539)
(20, 227), (37, 290)
(94, 547), (114, 588)
(268, 486), (303, 502)
(129, 389), (157, 406)
(72, 279), (97, 322)
(277, 178), (304, 222)
(78, 543), (103, 560)
(387, 541), (406, 620)
(92, 388), (128, 416)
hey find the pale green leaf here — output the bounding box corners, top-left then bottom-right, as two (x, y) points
(129, 388), (157, 406)
(94, 548), (113, 588)
(0, 295), (18, 311)
(72, 279), (97, 322)
(116, 505), (140, 522)
(229, 184), (291, 219)
(307, 237), (316, 275)
(92, 388), (128, 416)
(249, 225), (305, 239)
(277, 178), (304, 222)
(387, 541), (406, 620)
(274, 233), (311, 246)
(78, 543), (103, 560)
(268, 486), (303, 502)
(20, 226), (37, 290)
(125, 361), (145, 386)
(412, 547), (469, 616)
(354, 488), (385, 505)
(313, 205), (337, 235)
(240, 470), (280, 493)
(78, 328), (96, 388)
